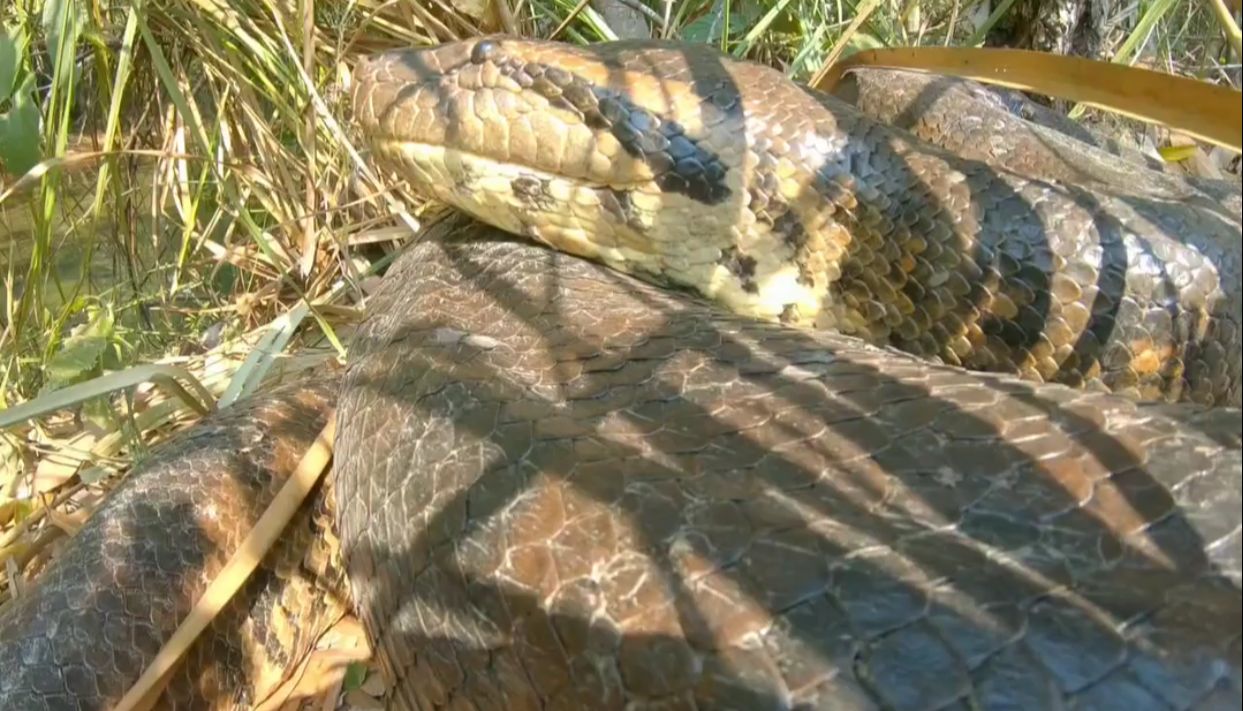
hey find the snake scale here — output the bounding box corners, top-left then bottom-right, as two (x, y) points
(352, 37), (1241, 407)
(1, 36), (1240, 710)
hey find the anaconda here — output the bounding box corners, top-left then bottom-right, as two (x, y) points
(1, 37), (1240, 710)
(352, 37), (1242, 406)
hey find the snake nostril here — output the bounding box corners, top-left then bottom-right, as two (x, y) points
(471, 39), (497, 64)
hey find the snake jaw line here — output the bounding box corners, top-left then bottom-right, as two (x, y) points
(376, 135), (824, 326)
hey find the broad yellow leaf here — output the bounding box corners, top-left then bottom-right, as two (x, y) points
(816, 46), (1241, 153)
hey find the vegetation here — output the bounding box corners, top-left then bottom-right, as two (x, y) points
(1, 0), (1239, 701)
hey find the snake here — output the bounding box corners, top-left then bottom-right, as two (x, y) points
(351, 36), (1242, 407)
(1, 36), (1240, 710)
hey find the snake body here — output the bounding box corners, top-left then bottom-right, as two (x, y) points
(828, 68), (1243, 217)
(335, 215), (1242, 710)
(353, 37), (1242, 406)
(1, 37), (1241, 710)
(0, 380), (345, 709)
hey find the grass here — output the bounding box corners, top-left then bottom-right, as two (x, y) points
(0, 0), (1240, 702)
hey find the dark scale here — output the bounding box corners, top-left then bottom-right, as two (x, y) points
(779, 304), (799, 324)
(511, 176), (555, 211)
(493, 57), (732, 206)
(703, 80), (742, 115)
(772, 210), (807, 251)
(717, 246), (759, 294)
(470, 40), (498, 65)
(796, 261), (817, 288)
(601, 97), (732, 205)
(450, 162), (481, 199)
(598, 188), (645, 232)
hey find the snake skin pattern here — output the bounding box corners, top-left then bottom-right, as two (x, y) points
(335, 215), (1241, 710)
(1, 39), (1240, 711)
(1, 216), (1239, 710)
(829, 68), (1243, 218)
(0, 379), (345, 710)
(352, 36), (1243, 407)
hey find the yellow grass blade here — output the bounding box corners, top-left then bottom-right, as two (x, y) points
(112, 413), (336, 711)
(1159, 144), (1200, 162)
(812, 0), (883, 80)
(1208, 0), (1242, 59)
(815, 46), (1242, 153)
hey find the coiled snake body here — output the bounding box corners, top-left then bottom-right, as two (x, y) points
(2, 37), (1241, 710)
(353, 37), (1242, 406)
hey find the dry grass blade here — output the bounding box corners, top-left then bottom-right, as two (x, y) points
(0, 363), (215, 430)
(218, 300), (313, 407)
(297, 0), (319, 279)
(815, 46), (1242, 152)
(810, 0), (883, 84)
(112, 413), (337, 711)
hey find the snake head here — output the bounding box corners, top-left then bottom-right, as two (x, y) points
(351, 36), (742, 205)
(350, 36), (832, 326)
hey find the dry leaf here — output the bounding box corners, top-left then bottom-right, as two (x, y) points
(29, 429), (100, 496)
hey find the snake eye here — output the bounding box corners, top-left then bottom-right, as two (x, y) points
(471, 40), (497, 64)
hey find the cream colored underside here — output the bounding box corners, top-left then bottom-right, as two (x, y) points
(378, 138), (828, 324)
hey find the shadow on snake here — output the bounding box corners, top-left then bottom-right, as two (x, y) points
(322, 215), (1240, 707)
(334, 40), (1239, 704)
(2, 38), (1240, 710)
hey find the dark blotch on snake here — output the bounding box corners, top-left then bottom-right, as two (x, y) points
(512, 176), (555, 210)
(503, 63), (736, 206)
(718, 246), (759, 294)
